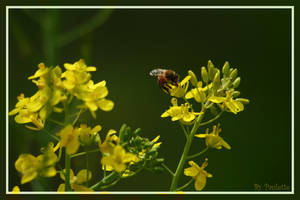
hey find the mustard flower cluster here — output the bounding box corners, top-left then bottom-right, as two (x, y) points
(10, 59), (164, 192)
(9, 59), (114, 131)
(158, 60), (249, 191)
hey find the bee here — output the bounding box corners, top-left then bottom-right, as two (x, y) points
(150, 68), (180, 94)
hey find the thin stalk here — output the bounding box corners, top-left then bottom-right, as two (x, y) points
(48, 118), (65, 127)
(91, 171), (119, 190)
(170, 111), (205, 191)
(72, 108), (83, 126)
(199, 110), (224, 126)
(86, 147), (89, 187)
(176, 178), (194, 191)
(179, 122), (188, 139)
(65, 153), (71, 191)
(162, 163), (175, 177)
(70, 149), (100, 158)
(42, 129), (60, 141)
(187, 146), (209, 160)
(98, 178), (121, 189)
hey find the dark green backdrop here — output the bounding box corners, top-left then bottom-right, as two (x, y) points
(8, 8), (291, 191)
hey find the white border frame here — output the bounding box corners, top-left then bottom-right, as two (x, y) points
(6, 6), (294, 195)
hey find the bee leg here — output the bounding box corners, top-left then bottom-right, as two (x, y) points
(161, 85), (170, 94)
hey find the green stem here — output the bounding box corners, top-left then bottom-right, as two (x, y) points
(86, 147), (89, 187)
(57, 147), (63, 162)
(65, 153), (71, 191)
(42, 129), (60, 141)
(199, 110), (224, 126)
(48, 118), (65, 127)
(169, 111), (205, 191)
(70, 149), (100, 158)
(162, 163), (174, 177)
(72, 108), (83, 126)
(187, 146), (209, 160)
(179, 122), (188, 139)
(97, 178), (121, 189)
(91, 171), (119, 190)
(176, 178), (194, 191)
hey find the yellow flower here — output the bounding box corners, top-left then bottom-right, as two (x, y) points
(195, 124), (231, 150)
(28, 63), (49, 80)
(79, 80), (114, 118)
(168, 75), (191, 98)
(15, 154), (39, 184)
(15, 143), (58, 184)
(184, 159), (212, 191)
(185, 82), (212, 103)
(209, 90), (247, 114)
(58, 169), (93, 192)
(9, 63), (66, 130)
(101, 145), (138, 172)
(77, 124), (102, 146)
(98, 129), (119, 154)
(57, 125), (80, 155)
(161, 98), (199, 123)
(9, 94), (45, 131)
(62, 59), (95, 92)
(12, 186), (20, 194)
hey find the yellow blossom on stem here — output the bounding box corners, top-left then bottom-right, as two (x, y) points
(101, 145), (138, 172)
(195, 124), (231, 150)
(57, 125), (80, 155)
(58, 169), (93, 192)
(79, 80), (114, 118)
(209, 90), (248, 114)
(161, 98), (199, 123)
(185, 82), (212, 103)
(168, 75), (191, 98)
(14, 142), (58, 184)
(184, 159), (212, 191)
(61, 59), (95, 92)
(98, 129), (120, 154)
(77, 124), (102, 146)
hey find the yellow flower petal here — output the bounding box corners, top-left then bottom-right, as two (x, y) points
(97, 99), (114, 111)
(76, 169), (92, 184)
(12, 186), (20, 194)
(21, 171), (38, 184)
(209, 96), (226, 103)
(194, 173), (207, 191)
(57, 183), (65, 192)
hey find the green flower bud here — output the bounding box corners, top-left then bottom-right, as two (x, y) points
(208, 60), (216, 81)
(230, 69), (238, 80)
(188, 70), (198, 87)
(201, 66), (209, 83)
(213, 70), (221, 89)
(236, 98), (250, 104)
(222, 61), (230, 76)
(232, 77), (241, 88)
(232, 91), (241, 98)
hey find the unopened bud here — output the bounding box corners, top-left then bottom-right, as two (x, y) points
(232, 77), (241, 88)
(213, 70), (221, 89)
(236, 98), (250, 104)
(230, 69), (238, 80)
(232, 91), (241, 98)
(208, 60), (216, 81)
(222, 61), (230, 76)
(188, 70), (198, 87)
(201, 66), (209, 83)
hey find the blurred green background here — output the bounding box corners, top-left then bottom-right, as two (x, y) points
(8, 8), (291, 191)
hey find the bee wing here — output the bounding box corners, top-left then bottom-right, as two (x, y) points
(149, 68), (166, 77)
